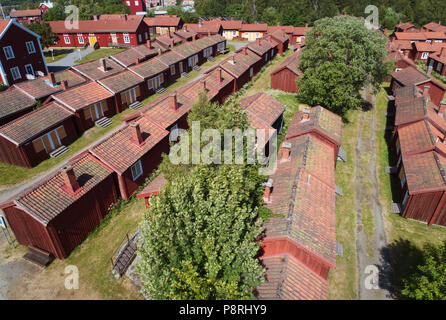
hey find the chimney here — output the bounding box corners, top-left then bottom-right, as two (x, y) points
(423, 85), (430, 97)
(48, 72), (56, 85)
(192, 34), (196, 41)
(441, 47), (446, 57)
(267, 35), (272, 41)
(130, 121), (144, 145)
(93, 15), (98, 21)
(124, 14), (127, 21)
(217, 67), (222, 82)
(99, 58), (107, 72)
(256, 38), (260, 46)
(171, 39), (175, 48)
(135, 58), (140, 65)
(158, 48), (162, 56)
(281, 142), (291, 161)
(262, 179), (273, 202)
(243, 47), (247, 55)
(169, 92), (178, 110)
(168, 28), (171, 38)
(147, 39), (152, 49)
(427, 65), (433, 76)
(208, 31), (211, 36)
(61, 80), (68, 90)
(200, 79), (207, 91)
(305, 23), (308, 27)
(184, 25), (188, 31)
(231, 55), (235, 64)
(61, 165), (80, 194)
(301, 108), (310, 121)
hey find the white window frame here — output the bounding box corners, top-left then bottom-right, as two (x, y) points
(265, 53), (268, 62)
(145, 32), (148, 40)
(64, 34), (70, 44)
(77, 34), (84, 44)
(126, 0), (130, 5)
(170, 123), (179, 142)
(10, 66), (21, 80)
(124, 33), (130, 44)
(135, 0), (139, 5)
(131, 160), (143, 181)
(24, 64), (34, 76)
(3, 46), (14, 60)
(170, 64), (176, 75)
(26, 41), (36, 54)
(421, 52), (429, 59)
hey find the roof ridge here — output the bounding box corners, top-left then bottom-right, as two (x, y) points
(425, 119), (436, 146)
(433, 152), (446, 186)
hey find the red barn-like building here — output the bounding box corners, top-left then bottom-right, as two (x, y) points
(270, 50), (302, 93)
(123, 0), (146, 15)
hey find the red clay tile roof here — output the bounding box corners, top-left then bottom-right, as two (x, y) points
(172, 41), (201, 58)
(293, 26), (311, 35)
(0, 102), (72, 145)
(395, 96), (446, 131)
(13, 153), (113, 225)
(272, 50), (302, 76)
(209, 34), (226, 43)
(175, 78), (219, 103)
(391, 40), (413, 50)
(192, 36), (216, 49)
(0, 87), (35, 121)
(258, 255), (328, 300)
(396, 22), (416, 30)
(155, 50), (185, 66)
(267, 25), (294, 34)
(14, 69), (86, 100)
(0, 20), (10, 34)
(155, 34), (183, 47)
(393, 32), (427, 41)
(398, 120), (443, 155)
(285, 106), (342, 147)
(403, 151), (446, 193)
(10, 9), (41, 17)
(202, 67), (235, 91)
(52, 82), (114, 112)
(137, 174), (167, 198)
(90, 117), (169, 174)
(97, 70), (143, 94)
(240, 93), (285, 126)
(202, 18), (242, 30)
(49, 15), (143, 33)
(394, 85), (420, 104)
(174, 29), (196, 39)
(72, 58), (125, 81)
(265, 135), (336, 265)
(270, 30), (289, 43)
(430, 51), (446, 64)
(391, 66), (430, 86)
(424, 32), (446, 40)
(110, 43), (164, 67)
(240, 23), (268, 32)
(423, 22), (446, 33)
(129, 56), (168, 79)
(140, 93), (191, 129)
(247, 39), (274, 56)
(184, 23), (222, 34)
(144, 15), (182, 27)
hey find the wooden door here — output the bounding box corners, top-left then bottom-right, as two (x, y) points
(49, 131), (61, 149)
(89, 37), (97, 46)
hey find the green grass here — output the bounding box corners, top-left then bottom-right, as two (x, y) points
(43, 48), (74, 63)
(75, 48), (126, 64)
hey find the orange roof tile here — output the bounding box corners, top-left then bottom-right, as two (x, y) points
(137, 174), (167, 198)
(52, 82), (114, 111)
(71, 58), (125, 81)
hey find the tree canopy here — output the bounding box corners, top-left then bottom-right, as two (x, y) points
(136, 93), (267, 300)
(296, 15), (390, 115)
(24, 21), (59, 48)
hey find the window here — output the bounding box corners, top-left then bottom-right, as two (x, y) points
(64, 34), (70, 44)
(124, 33), (130, 43)
(138, 34), (142, 42)
(25, 64), (34, 76)
(77, 34), (84, 44)
(255, 32), (260, 38)
(170, 123), (179, 141)
(10, 66), (21, 80)
(437, 62), (443, 73)
(421, 52), (429, 59)
(3, 46), (14, 60)
(126, 1), (130, 5)
(232, 31), (236, 36)
(145, 32), (148, 40)
(249, 67), (253, 78)
(265, 53), (268, 62)
(135, 0), (139, 5)
(26, 41), (36, 54)
(402, 189), (409, 208)
(170, 64), (175, 75)
(395, 137), (401, 155)
(399, 167), (406, 188)
(131, 160), (143, 181)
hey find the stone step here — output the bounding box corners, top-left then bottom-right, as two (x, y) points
(207, 56), (215, 62)
(181, 72), (189, 78)
(95, 117), (112, 128)
(129, 101), (142, 110)
(156, 87), (166, 95)
(49, 145), (69, 158)
(193, 65), (200, 71)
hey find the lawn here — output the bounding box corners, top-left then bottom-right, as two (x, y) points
(374, 83), (446, 297)
(75, 48), (126, 64)
(0, 46), (235, 189)
(43, 48), (74, 63)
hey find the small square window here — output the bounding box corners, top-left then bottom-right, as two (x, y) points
(131, 160), (143, 181)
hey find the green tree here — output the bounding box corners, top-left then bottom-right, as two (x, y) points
(43, 3), (67, 21)
(402, 241), (446, 300)
(297, 15), (389, 115)
(261, 7), (278, 25)
(381, 7), (400, 30)
(136, 93), (265, 300)
(25, 21), (59, 48)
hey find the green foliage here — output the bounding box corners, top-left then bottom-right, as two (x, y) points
(261, 7), (278, 26)
(381, 7), (400, 30)
(401, 241), (446, 300)
(24, 21), (59, 48)
(167, 5), (200, 23)
(297, 15), (389, 115)
(136, 94), (266, 300)
(43, 3), (67, 21)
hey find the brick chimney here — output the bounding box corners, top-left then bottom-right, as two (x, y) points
(130, 121), (144, 145)
(427, 65), (433, 76)
(243, 47), (248, 55)
(61, 165), (80, 194)
(441, 47), (446, 57)
(192, 34), (196, 41)
(200, 79), (207, 91)
(48, 72), (56, 85)
(281, 142), (291, 161)
(262, 179), (273, 203)
(124, 14), (128, 22)
(169, 92), (178, 110)
(99, 58), (107, 72)
(61, 80), (68, 90)
(301, 108), (311, 121)
(217, 67), (223, 82)
(93, 15), (98, 21)
(158, 48), (162, 56)
(256, 38), (261, 46)
(208, 31), (211, 36)
(147, 39), (152, 49)
(423, 85), (430, 97)
(171, 39), (175, 48)
(135, 58), (140, 65)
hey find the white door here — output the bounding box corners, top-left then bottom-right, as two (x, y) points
(93, 103), (104, 120)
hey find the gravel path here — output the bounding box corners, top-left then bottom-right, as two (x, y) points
(47, 46), (94, 71)
(355, 88), (393, 300)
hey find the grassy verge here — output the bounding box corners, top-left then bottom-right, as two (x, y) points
(43, 48), (74, 63)
(327, 108), (359, 300)
(75, 48), (126, 64)
(0, 47), (234, 189)
(375, 83), (446, 298)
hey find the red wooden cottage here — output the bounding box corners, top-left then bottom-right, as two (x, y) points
(49, 15), (148, 48)
(109, 40), (166, 67)
(0, 153), (118, 259)
(270, 50), (302, 93)
(71, 57), (125, 82)
(90, 117), (169, 200)
(137, 174), (167, 208)
(51, 81), (115, 132)
(97, 70), (145, 112)
(0, 102), (77, 168)
(128, 56), (169, 96)
(268, 30), (290, 56)
(394, 22), (419, 33)
(0, 87), (36, 125)
(390, 65), (446, 107)
(154, 33), (184, 49)
(291, 25), (311, 46)
(183, 23), (223, 39)
(247, 38), (276, 65)
(155, 50), (186, 83)
(172, 42), (204, 73)
(144, 15), (183, 36)
(10, 9), (42, 23)
(200, 66), (236, 104)
(411, 42), (446, 61)
(427, 47), (446, 77)
(423, 22), (446, 33)
(0, 19), (48, 86)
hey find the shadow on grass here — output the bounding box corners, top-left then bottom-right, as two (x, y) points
(382, 238), (424, 299)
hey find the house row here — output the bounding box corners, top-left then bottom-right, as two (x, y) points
(390, 85), (446, 227)
(257, 105), (342, 300)
(0, 34), (228, 168)
(0, 90), (288, 261)
(9, 9), (43, 23)
(395, 21), (446, 34)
